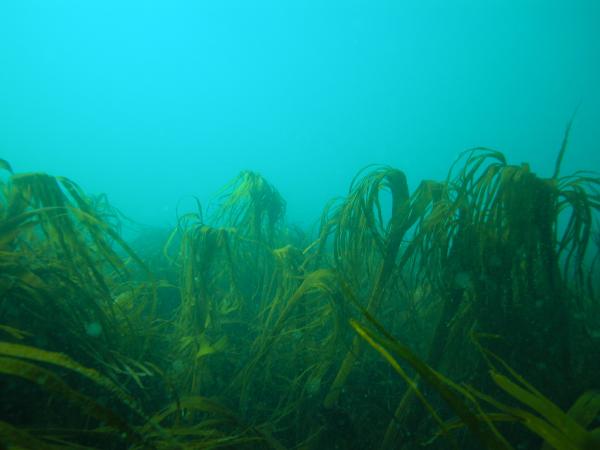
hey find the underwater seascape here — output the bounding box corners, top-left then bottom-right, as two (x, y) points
(1, 2), (600, 450)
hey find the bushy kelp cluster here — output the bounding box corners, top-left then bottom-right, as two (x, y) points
(1, 134), (600, 449)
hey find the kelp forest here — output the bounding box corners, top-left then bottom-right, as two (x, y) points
(1, 128), (600, 449)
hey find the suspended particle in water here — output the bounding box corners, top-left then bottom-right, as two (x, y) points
(85, 322), (102, 337)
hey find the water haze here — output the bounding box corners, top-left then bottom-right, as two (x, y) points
(1, 1), (599, 228)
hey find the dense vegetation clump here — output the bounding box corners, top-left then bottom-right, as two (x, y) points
(0, 129), (599, 449)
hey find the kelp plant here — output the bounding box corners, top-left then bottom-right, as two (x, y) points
(0, 127), (599, 450)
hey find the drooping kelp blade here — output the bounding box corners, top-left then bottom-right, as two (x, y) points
(0, 159), (13, 174)
(0, 356), (147, 447)
(0, 341), (140, 411)
(472, 344), (600, 450)
(350, 318), (513, 450)
(0, 420), (60, 450)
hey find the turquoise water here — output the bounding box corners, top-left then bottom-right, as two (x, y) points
(1, 1), (599, 225)
(1, 4), (600, 449)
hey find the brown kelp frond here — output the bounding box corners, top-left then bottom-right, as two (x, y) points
(0, 340), (140, 411)
(179, 225), (239, 331)
(1, 172), (150, 287)
(323, 168), (447, 409)
(316, 166), (409, 283)
(0, 325), (31, 340)
(552, 107), (579, 180)
(0, 194), (156, 360)
(255, 269), (344, 351)
(350, 316), (513, 450)
(0, 355), (150, 448)
(0, 420), (63, 450)
(0, 166), (170, 448)
(236, 268), (345, 416)
(564, 391), (600, 432)
(555, 172), (600, 290)
(165, 218), (246, 394)
(466, 344), (600, 450)
(0, 158), (14, 174)
(440, 147), (600, 295)
(143, 396), (286, 449)
(212, 171), (286, 245)
(366, 317), (598, 448)
(413, 148), (597, 378)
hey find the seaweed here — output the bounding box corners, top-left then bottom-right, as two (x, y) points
(1, 128), (599, 449)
